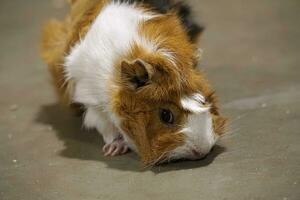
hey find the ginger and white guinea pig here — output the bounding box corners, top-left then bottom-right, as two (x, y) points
(41, 0), (227, 166)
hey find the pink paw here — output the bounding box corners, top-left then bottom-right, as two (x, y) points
(102, 138), (129, 156)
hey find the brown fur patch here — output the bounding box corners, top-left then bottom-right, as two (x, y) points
(113, 91), (187, 165)
(41, 0), (108, 108)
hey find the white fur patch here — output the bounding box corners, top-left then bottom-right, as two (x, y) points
(169, 93), (215, 160)
(181, 93), (209, 113)
(168, 110), (216, 160)
(84, 107), (119, 144)
(158, 49), (177, 67)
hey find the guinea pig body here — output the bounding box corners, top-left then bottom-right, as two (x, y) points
(41, 0), (227, 166)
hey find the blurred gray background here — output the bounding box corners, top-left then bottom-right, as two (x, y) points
(0, 0), (299, 199)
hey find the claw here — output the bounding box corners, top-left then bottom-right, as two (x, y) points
(102, 137), (129, 156)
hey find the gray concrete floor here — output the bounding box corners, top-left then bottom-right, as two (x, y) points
(0, 0), (300, 199)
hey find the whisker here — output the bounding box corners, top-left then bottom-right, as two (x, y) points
(220, 128), (241, 141)
(143, 150), (172, 168)
(229, 113), (248, 124)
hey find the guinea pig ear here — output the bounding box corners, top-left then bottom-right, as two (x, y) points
(121, 59), (154, 89)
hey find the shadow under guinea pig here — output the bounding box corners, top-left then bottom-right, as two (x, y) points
(35, 103), (225, 173)
(150, 145), (226, 173)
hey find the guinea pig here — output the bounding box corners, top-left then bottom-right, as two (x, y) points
(41, 0), (227, 166)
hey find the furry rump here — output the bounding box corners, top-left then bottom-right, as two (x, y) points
(41, 20), (72, 106)
(40, 0), (107, 109)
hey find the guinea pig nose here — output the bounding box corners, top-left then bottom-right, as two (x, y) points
(191, 149), (202, 157)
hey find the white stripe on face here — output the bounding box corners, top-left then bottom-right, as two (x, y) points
(180, 93), (210, 113)
(184, 111), (216, 153)
(167, 93), (217, 161)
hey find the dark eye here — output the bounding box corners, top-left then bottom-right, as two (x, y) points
(159, 109), (174, 125)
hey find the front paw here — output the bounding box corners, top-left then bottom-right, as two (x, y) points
(102, 138), (129, 156)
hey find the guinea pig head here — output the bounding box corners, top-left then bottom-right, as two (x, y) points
(112, 51), (227, 166)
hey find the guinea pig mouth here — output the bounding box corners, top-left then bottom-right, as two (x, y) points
(142, 145), (215, 167)
(158, 147), (214, 164)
